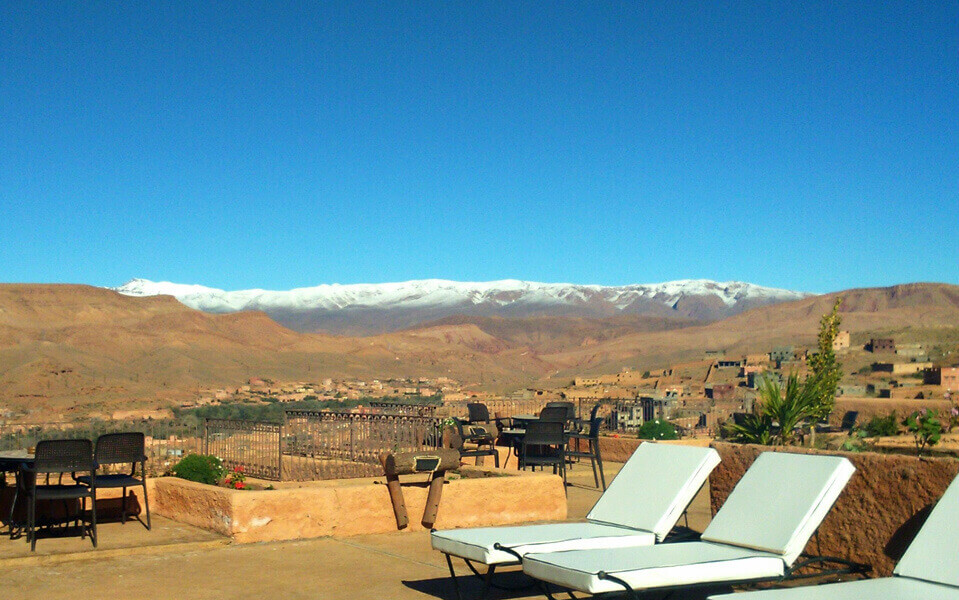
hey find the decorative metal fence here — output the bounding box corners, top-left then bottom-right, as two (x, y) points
(367, 401), (438, 417)
(282, 410), (441, 481)
(204, 418), (283, 480)
(0, 419), (203, 477)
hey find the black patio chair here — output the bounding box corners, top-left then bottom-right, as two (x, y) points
(466, 403), (491, 425)
(520, 420), (567, 487)
(566, 416), (606, 490)
(77, 432), (151, 529)
(538, 405), (570, 424)
(451, 418), (499, 468)
(545, 401), (576, 422)
(22, 438), (97, 552)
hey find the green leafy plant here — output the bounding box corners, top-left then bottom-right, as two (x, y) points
(724, 413), (775, 445)
(636, 419), (678, 440)
(840, 429), (870, 453)
(170, 454), (225, 485)
(903, 410), (942, 457)
(861, 412), (899, 437)
(724, 373), (825, 446)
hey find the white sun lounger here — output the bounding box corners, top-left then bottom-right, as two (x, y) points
(707, 470), (959, 600)
(431, 443), (720, 597)
(522, 452), (856, 599)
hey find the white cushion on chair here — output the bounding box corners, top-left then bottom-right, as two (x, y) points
(893, 473), (959, 587)
(700, 452), (855, 565)
(523, 541), (785, 595)
(431, 522), (655, 565)
(587, 442), (720, 541)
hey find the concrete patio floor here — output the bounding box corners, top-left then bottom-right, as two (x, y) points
(0, 461), (721, 600)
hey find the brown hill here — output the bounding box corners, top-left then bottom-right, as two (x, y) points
(408, 314), (703, 353)
(532, 282), (959, 382)
(1, 282), (957, 418)
(0, 285), (550, 418)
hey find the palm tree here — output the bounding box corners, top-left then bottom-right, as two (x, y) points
(725, 373), (826, 446)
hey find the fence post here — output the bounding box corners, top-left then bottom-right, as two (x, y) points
(349, 415), (355, 461)
(203, 418), (209, 455)
(278, 420), (284, 482)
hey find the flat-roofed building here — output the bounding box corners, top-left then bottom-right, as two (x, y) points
(925, 367), (959, 390)
(869, 338), (896, 352)
(832, 331), (850, 351)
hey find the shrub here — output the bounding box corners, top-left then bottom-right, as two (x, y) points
(637, 419), (678, 440)
(861, 412), (899, 437)
(171, 454), (225, 485)
(903, 410), (942, 457)
(726, 373), (824, 446)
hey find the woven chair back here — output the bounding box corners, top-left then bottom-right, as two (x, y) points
(34, 439), (94, 473)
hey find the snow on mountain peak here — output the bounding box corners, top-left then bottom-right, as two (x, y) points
(113, 277), (811, 315)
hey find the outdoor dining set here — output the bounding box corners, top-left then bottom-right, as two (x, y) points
(0, 432), (151, 551)
(452, 401), (607, 490)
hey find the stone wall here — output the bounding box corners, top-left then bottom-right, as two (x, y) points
(709, 442), (959, 576)
(154, 467), (566, 543)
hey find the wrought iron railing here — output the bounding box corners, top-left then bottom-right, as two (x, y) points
(367, 401), (438, 417)
(282, 410), (441, 481)
(204, 418), (282, 480)
(0, 420), (203, 477)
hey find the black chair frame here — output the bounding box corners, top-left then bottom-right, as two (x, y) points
(566, 416), (606, 490)
(452, 418), (500, 468)
(77, 432), (151, 530)
(22, 439), (98, 552)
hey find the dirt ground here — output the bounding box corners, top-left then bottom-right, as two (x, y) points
(0, 460), (716, 600)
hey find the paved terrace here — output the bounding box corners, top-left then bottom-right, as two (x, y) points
(1, 462), (716, 600)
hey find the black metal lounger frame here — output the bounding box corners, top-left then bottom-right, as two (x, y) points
(537, 550), (870, 600)
(438, 530), (869, 600)
(435, 515), (704, 600)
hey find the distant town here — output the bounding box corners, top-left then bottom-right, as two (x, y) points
(178, 331), (957, 436)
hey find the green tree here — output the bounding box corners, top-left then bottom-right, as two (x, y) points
(807, 297), (844, 420)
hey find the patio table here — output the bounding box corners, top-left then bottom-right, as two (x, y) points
(510, 414), (540, 428)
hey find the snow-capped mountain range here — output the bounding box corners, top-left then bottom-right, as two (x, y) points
(113, 278), (814, 335)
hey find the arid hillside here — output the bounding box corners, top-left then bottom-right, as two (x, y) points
(0, 282), (957, 418)
(531, 283), (959, 382)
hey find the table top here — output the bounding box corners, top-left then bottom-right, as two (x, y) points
(511, 414), (540, 421)
(501, 428), (526, 436)
(0, 449), (34, 467)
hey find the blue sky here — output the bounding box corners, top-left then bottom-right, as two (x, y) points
(1, 2), (957, 294)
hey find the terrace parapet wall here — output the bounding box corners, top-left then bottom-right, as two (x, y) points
(153, 466), (566, 544)
(709, 442), (959, 577)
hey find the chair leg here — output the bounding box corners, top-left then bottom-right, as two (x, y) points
(89, 494), (97, 548)
(121, 487), (127, 524)
(29, 493), (36, 552)
(79, 497), (86, 539)
(595, 441), (606, 490)
(142, 480), (152, 530)
(589, 448), (599, 489)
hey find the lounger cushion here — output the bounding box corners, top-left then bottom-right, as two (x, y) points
(587, 443), (720, 540)
(707, 575), (959, 600)
(523, 541), (785, 595)
(431, 523), (655, 565)
(701, 452), (855, 564)
(892, 472), (959, 587)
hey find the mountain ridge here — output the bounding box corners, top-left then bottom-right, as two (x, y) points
(1, 282), (957, 419)
(113, 277), (814, 334)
